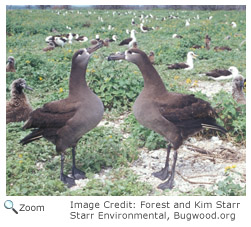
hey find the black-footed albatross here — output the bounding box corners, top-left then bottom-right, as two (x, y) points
(108, 48), (227, 190)
(20, 42), (104, 187)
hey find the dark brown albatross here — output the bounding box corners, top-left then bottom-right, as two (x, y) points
(20, 42), (104, 187)
(108, 48), (227, 190)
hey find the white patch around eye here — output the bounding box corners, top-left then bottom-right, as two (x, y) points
(83, 48), (90, 56)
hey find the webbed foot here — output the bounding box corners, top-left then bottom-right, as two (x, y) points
(60, 173), (76, 188)
(152, 168), (169, 181)
(72, 167), (86, 180)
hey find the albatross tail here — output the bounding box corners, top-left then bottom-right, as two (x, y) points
(201, 123), (227, 134)
(20, 129), (43, 145)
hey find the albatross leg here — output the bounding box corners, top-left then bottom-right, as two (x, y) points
(157, 150), (178, 190)
(71, 147), (86, 180)
(60, 153), (76, 187)
(152, 144), (171, 180)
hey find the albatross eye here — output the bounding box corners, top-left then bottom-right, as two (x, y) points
(78, 50), (84, 55)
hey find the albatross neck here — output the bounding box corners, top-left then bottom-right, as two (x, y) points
(186, 56), (194, 68)
(131, 31), (136, 39)
(69, 64), (88, 96)
(136, 61), (166, 93)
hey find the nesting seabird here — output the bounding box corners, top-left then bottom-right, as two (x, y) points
(167, 52), (198, 70)
(140, 23), (151, 32)
(203, 66), (239, 81)
(131, 18), (136, 25)
(214, 46), (232, 51)
(75, 35), (88, 42)
(119, 29), (137, 48)
(231, 22), (237, 28)
(109, 35), (117, 42)
(43, 41), (55, 52)
(172, 34), (183, 39)
(54, 36), (67, 47)
(6, 56), (16, 72)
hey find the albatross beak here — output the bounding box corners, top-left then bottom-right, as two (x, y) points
(7, 59), (14, 64)
(108, 52), (126, 61)
(20, 83), (33, 91)
(86, 41), (103, 54)
(193, 53), (198, 59)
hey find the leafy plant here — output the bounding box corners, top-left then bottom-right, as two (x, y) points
(214, 172), (246, 196)
(211, 91), (246, 142)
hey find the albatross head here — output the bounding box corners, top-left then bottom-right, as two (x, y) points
(228, 66), (239, 76)
(12, 78), (33, 95)
(187, 51), (198, 59)
(232, 75), (245, 91)
(7, 56), (15, 64)
(72, 41), (103, 67)
(108, 48), (149, 65)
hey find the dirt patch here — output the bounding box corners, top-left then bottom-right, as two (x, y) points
(130, 136), (245, 195)
(189, 80), (232, 97)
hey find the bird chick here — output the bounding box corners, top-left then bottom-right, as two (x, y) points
(232, 75), (246, 104)
(6, 78), (33, 124)
(6, 56), (16, 72)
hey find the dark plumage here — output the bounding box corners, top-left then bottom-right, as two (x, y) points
(205, 34), (211, 50)
(214, 46), (232, 51)
(108, 35), (117, 42)
(192, 45), (202, 49)
(90, 35), (100, 45)
(167, 52), (197, 70)
(140, 23), (151, 32)
(119, 30), (136, 48)
(206, 69), (231, 78)
(119, 37), (132, 46)
(203, 66), (239, 81)
(172, 34), (183, 39)
(54, 36), (67, 47)
(6, 78), (33, 124)
(45, 35), (60, 45)
(6, 56), (16, 72)
(43, 42), (55, 52)
(108, 49), (226, 190)
(168, 62), (189, 69)
(45, 35), (68, 47)
(20, 42), (104, 187)
(75, 35), (88, 42)
(102, 38), (110, 47)
(132, 42), (138, 49)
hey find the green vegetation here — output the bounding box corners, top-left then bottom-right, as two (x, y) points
(6, 9), (245, 196)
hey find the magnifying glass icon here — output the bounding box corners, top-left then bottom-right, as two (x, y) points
(4, 200), (18, 214)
